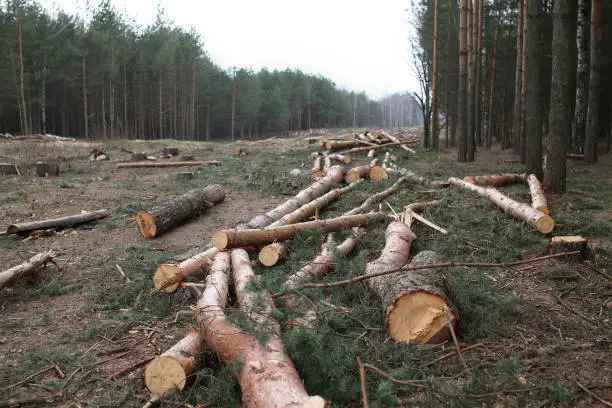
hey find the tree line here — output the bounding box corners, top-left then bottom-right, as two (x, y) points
(414, 0), (611, 192)
(0, 0), (422, 141)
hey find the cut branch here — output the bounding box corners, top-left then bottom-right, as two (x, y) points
(7, 209), (110, 235)
(0, 251), (56, 290)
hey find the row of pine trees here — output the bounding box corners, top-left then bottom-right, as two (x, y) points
(415, 0), (611, 192)
(0, 1), (422, 140)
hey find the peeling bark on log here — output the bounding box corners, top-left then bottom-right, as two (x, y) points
(136, 185), (225, 238)
(463, 173), (527, 187)
(144, 328), (201, 394)
(364, 222), (457, 344)
(449, 177), (554, 233)
(0, 251), (55, 290)
(0, 163), (20, 175)
(7, 209), (111, 235)
(154, 167), (346, 292)
(36, 162), (60, 177)
(213, 212), (384, 250)
(196, 251), (325, 408)
(526, 174), (549, 214)
(548, 236), (588, 262)
(116, 161), (219, 169)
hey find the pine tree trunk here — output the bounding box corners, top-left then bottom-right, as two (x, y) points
(231, 74), (236, 141)
(544, 0), (574, 193)
(525, 0), (542, 179)
(458, 0), (469, 162)
(573, 0), (589, 154)
(520, 0), (529, 163)
(487, 13), (500, 149)
(512, 0), (524, 153)
(123, 48), (127, 138)
(18, 19), (28, 136)
(159, 66), (163, 140)
(431, 0), (440, 149)
(474, 0), (483, 148)
(466, 0), (475, 161)
(585, 0), (603, 163)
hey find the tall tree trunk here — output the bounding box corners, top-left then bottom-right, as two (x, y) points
(18, 18), (28, 135)
(191, 60), (196, 138)
(486, 13), (500, 149)
(573, 0), (589, 154)
(466, 0), (475, 161)
(525, 0), (542, 179)
(544, 0), (574, 192)
(474, 0), (484, 148)
(123, 48), (127, 138)
(584, 0), (602, 163)
(431, 0), (440, 149)
(102, 79), (107, 139)
(159, 66), (163, 140)
(520, 0), (529, 163)
(458, 0), (469, 162)
(41, 53), (47, 134)
(231, 73), (236, 141)
(443, 8), (452, 149)
(512, 0), (524, 153)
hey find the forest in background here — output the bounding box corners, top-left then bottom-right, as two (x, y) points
(0, 0), (422, 141)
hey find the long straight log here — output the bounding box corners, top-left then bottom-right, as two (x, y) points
(153, 166), (346, 292)
(144, 328), (201, 394)
(464, 173), (527, 187)
(196, 251), (325, 408)
(0, 251), (55, 290)
(364, 222), (457, 344)
(213, 212), (385, 251)
(6, 209), (111, 235)
(136, 185), (225, 238)
(116, 161), (219, 168)
(526, 174), (549, 214)
(449, 177), (554, 233)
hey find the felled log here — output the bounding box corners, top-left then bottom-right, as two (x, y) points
(258, 182), (360, 266)
(526, 174), (549, 214)
(327, 153), (352, 164)
(116, 161), (218, 169)
(131, 152), (148, 161)
(369, 166), (389, 183)
(378, 130), (417, 154)
(36, 162), (60, 177)
(213, 212), (385, 250)
(196, 250), (325, 408)
(232, 147), (248, 156)
(311, 156), (324, 178)
(153, 167), (346, 292)
(0, 251), (56, 290)
(323, 139), (359, 150)
(163, 147), (179, 156)
(548, 236), (588, 262)
(345, 164), (373, 183)
(144, 328), (200, 394)
(7, 209), (111, 235)
(365, 222), (457, 343)
(449, 177), (555, 233)
(463, 173), (527, 187)
(136, 185), (225, 239)
(341, 141), (410, 155)
(0, 163), (20, 175)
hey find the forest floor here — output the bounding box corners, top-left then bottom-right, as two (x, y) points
(0, 129), (611, 408)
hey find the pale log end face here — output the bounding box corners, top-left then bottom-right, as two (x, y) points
(154, 264), (181, 293)
(259, 245), (281, 267)
(536, 215), (555, 234)
(145, 356), (187, 394)
(311, 170), (326, 179)
(212, 232), (229, 250)
(369, 166), (389, 183)
(135, 211), (157, 238)
(387, 292), (456, 344)
(343, 155), (352, 164)
(345, 171), (361, 184)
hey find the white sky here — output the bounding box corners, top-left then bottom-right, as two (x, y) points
(41, 0), (420, 99)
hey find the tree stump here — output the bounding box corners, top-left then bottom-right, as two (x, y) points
(131, 152), (147, 161)
(0, 163), (20, 176)
(163, 147), (179, 156)
(548, 236), (588, 262)
(36, 162), (60, 177)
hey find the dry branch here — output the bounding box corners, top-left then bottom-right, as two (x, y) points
(196, 251), (325, 407)
(526, 174), (549, 214)
(136, 185), (225, 238)
(213, 212), (385, 250)
(116, 161), (219, 168)
(449, 177), (554, 233)
(0, 251), (56, 290)
(6, 209), (110, 235)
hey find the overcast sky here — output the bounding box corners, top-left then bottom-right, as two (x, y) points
(41, 0), (419, 99)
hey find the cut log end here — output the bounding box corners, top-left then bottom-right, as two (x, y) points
(145, 355), (188, 394)
(345, 171), (361, 184)
(343, 155), (352, 164)
(212, 231), (229, 250)
(153, 264), (181, 293)
(536, 215), (555, 234)
(387, 292), (456, 344)
(135, 212), (157, 238)
(549, 235), (588, 262)
(369, 166), (389, 183)
(302, 396), (327, 408)
(259, 243), (287, 267)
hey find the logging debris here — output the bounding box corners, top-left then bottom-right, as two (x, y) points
(0, 251), (57, 290)
(6, 209), (111, 235)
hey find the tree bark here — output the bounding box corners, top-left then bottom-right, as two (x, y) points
(136, 185), (225, 239)
(458, 0), (469, 162)
(365, 222), (457, 344)
(464, 173), (527, 187)
(544, 0), (574, 193)
(0, 251), (56, 290)
(487, 12), (501, 149)
(144, 328), (201, 394)
(526, 174), (548, 214)
(512, 0), (524, 153)
(196, 251), (325, 408)
(519, 0), (529, 163)
(524, 0), (542, 178)
(213, 213), (385, 251)
(18, 18), (29, 136)
(449, 177), (554, 233)
(7, 210), (111, 235)
(431, 0), (440, 148)
(573, 0), (589, 154)
(466, 0), (475, 161)
(115, 161), (219, 168)
(584, 0), (603, 163)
